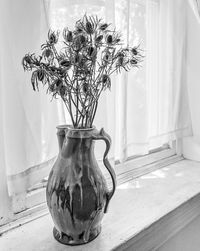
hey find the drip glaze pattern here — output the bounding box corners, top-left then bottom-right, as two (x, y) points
(46, 126), (116, 245)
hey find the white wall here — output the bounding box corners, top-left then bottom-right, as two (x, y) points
(182, 2), (200, 160)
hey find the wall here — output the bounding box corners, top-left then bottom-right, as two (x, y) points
(182, 1), (200, 160)
(158, 215), (200, 251)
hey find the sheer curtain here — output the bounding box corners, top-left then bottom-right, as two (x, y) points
(0, 0), (67, 196)
(47, 0), (192, 161)
(188, 0), (200, 22)
(115, 0), (191, 161)
(0, 0), (192, 198)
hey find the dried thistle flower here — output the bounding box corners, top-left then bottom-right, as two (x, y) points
(48, 31), (59, 44)
(59, 59), (71, 69)
(99, 23), (109, 31)
(37, 69), (45, 81)
(106, 35), (113, 44)
(85, 21), (93, 34)
(54, 79), (62, 87)
(43, 48), (53, 59)
(63, 29), (73, 42)
(59, 85), (67, 96)
(130, 59), (137, 65)
(131, 48), (138, 55)
(95, 35), (103, 43)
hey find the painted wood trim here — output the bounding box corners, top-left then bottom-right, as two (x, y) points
(117, 193), (200, 251)
(1, 149), (177, 230)
(114, 155), (183, 186)
(10, 149), (176, 214)
(0, 203), (48, 236)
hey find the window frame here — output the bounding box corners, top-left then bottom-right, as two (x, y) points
(9, 141), (178, 215)
(0, 140), (180, 230)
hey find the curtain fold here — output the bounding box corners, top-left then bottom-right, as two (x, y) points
(115, 0), (192, 161)
(188, 0), (200, 22)
(155, 0), (192, 142)
(0, 0), (67, 196)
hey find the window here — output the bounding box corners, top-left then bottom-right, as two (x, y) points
(0, 0), (191, 225)
(12, 0), (170, 214)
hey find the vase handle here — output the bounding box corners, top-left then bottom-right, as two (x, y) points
(92, 128), (117, 213)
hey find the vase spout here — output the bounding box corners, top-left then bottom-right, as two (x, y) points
(56, 125), (69, 152)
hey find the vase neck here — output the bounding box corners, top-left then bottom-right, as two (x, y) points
(56, 125), (96, 153)
(66, 127), (96, 139)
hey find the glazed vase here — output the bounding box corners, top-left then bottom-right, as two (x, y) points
(46, 125), (116, 245)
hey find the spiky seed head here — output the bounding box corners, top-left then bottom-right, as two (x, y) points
(49, 83), (55, 92)
(79, 34), (86, 44)
(75, 22), (83, 33)
(23, 55), (32, 64)
(131, 48), (138, 55)
(99, 23), (109, 31)
(130, 59), (137, 65)
(106, 35), (113, 44)
(49, 66), (58, 73)
(54, 79), (62, 87)
(37, 69), (45, 81)
(66, 31), (73, 42)
(74, 36), (81, 49)
(118, 56), (124, 66)
(59, 68), (67, 76)
(48, 31), (58, 44)
(74, 53), (82, 64)
(59, 85), (66, 96)
(85, 21), (93, 34)
(43, 48), (53, 58)
(102, 74), (109, 83)
(83, 82), (88, 93)
(95, 35), (103, 43)
(59, 59), (71, 68)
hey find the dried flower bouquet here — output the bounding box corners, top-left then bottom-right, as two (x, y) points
(22, 15), (142, 128)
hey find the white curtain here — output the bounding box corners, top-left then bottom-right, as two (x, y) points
(0, 0), (67, 196)
(188, 0), (200, 22)
(153, 0), (192, 141)
(116, 0), (192, 161)
(47, 0), (192, 161)
(0, 0), (192, 197)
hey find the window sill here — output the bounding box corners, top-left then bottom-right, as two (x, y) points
(1, 159), (200, 251)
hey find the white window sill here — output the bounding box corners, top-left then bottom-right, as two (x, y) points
(1, 159), (200, 251)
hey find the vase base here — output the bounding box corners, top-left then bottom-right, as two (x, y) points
(53, 225), (101, 246)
